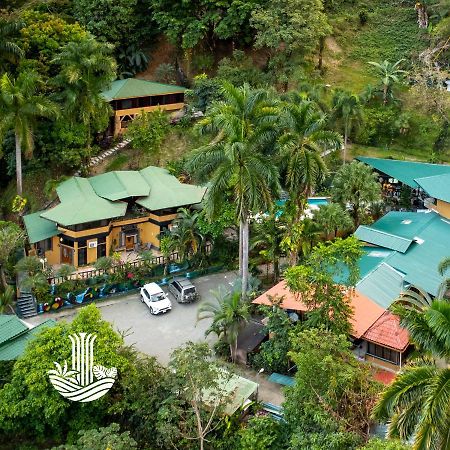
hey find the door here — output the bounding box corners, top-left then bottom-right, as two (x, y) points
(125, 235), (136, 250)
(61, 246), (74, 264)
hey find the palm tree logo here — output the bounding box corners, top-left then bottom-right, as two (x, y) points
(48, 333), (117, 402)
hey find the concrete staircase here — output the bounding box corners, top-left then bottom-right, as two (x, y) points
(73, 139), (131, 176)
(16, 292), (37, 319)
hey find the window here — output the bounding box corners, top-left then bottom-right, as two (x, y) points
(97, 236), (107, 258)
(120, 99), (132, 109)
(78, 247), (87, 266)
(60, 237), (74, 247)
(367, 342), (400, 365)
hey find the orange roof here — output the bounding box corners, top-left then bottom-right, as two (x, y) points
(362, 311), (409, 352)
(253, 281), (385, 339)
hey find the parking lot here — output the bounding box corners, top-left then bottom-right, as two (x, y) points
(29, 271), (238, 365)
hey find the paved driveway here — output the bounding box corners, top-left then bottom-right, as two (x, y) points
(28, 271), (238, 365)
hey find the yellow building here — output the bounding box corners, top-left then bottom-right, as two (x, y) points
(23, 167), (206, 268)
(101, 78), (186, 136)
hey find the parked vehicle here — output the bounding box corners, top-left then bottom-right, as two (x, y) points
(140, 282), (172, 315)
(168, 277), (199, 303)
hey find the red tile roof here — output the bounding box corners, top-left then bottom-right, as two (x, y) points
(253, 281), (386, 339)
(362, 311), (409, 352)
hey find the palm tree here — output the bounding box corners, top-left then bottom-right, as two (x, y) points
(250, 212), (285, 282)
(187, 82), (280, 298)
(52, 38), (116, 151)
(0, 71), (59, 196)
(170, 208), (205, 261)
(373, 287), (450, 449)
(197, 288), (250, 362)
(368, 59), (407, 105)
(0, 221), (24, 290)
(278, 100), (341, 222)
(0, 19), (24, 70)
(313, 202), (353, 239)
(331, 90), (364, 162)
(332, 161), (381, 229)
(299, 218), (322, 258)
(438, 257), (450, 295)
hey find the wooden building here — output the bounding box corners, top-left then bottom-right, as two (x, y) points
(23, 167), (205, 268)
(101, 78), (186, 136)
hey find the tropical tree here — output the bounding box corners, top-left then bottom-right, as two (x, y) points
(373, 290), (450, 449)
(367, 59), (407, 105)
(52, 38), (116, 149)
(0, 18), (24, 70)
(187, 82), (280, 298)
(0, 71), (59, 195)
(313, 202), (353, 239)
(197, 288), (250, 361)
(438, 256), (450, 294)
(250, 212), (285, 282)
(0, 221), (25, 290)
(278, 99), (341, 222)
(170, 208), (205, 261)
(332, 161), (381, 229)
(0, 286), (15, 314)
(331, 90), (364, 162)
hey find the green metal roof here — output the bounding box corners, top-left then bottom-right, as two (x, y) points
(23, 211), (58, 244)
(90, 171), (150, 201)
(357, 157), (450, 188)
(137, 166), (206, 211)
(415, 173), (450, 203)
(101, 78), (185, 101)
(385, 213), (450, 296)
(40, 177), (127, 226)
(0, 315), (28, 346)
(356, 226), (413, 253)
(333, 246), (393, 285)
(356, 211), (449, 297)
(0, 319), (56, 361)
(356, 263), (405, 309)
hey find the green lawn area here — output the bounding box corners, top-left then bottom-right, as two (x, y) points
(349, 144), (450, 164)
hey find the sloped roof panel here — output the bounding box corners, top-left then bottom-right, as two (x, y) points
(89, 171), (150, 201)
(41, 177), (127, 226)
(414, 173), (450, 203)
(0, 319), (56, 361)
(362, 311), (409, 352)
(137, 166), (206, 211)
(0, 315), (28, 346)
(23, 212), (58, 244)
(101, 78), (185, 101)
(357, 157), (450, 188)
(355, 226), (413, 253)
(356, 262), (405, 309)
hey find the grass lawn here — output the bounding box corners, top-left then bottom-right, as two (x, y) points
(350, 144), (450, 164)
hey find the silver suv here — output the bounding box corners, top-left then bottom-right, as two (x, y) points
(168, 277), (198, 303)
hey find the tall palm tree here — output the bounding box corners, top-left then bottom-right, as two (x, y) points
(278, 100), (341, 222)
(52, 38), (116, 150)
(187, 82), (280, 298)
(373, 275), (450, 450)
(332, 161), (381, 229)
(0, 71), (59, 195)
(170, 208), (205, 261)
(438, 257), (450, 295)
(0, 19), (24, 71)
(313, 202), (353, 239)
(331, 90), (364, 163)
(197, 288), (250, 362)
(368, 59), (407, 105)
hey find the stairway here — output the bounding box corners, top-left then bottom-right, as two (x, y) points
(16, 293), (37, 319)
